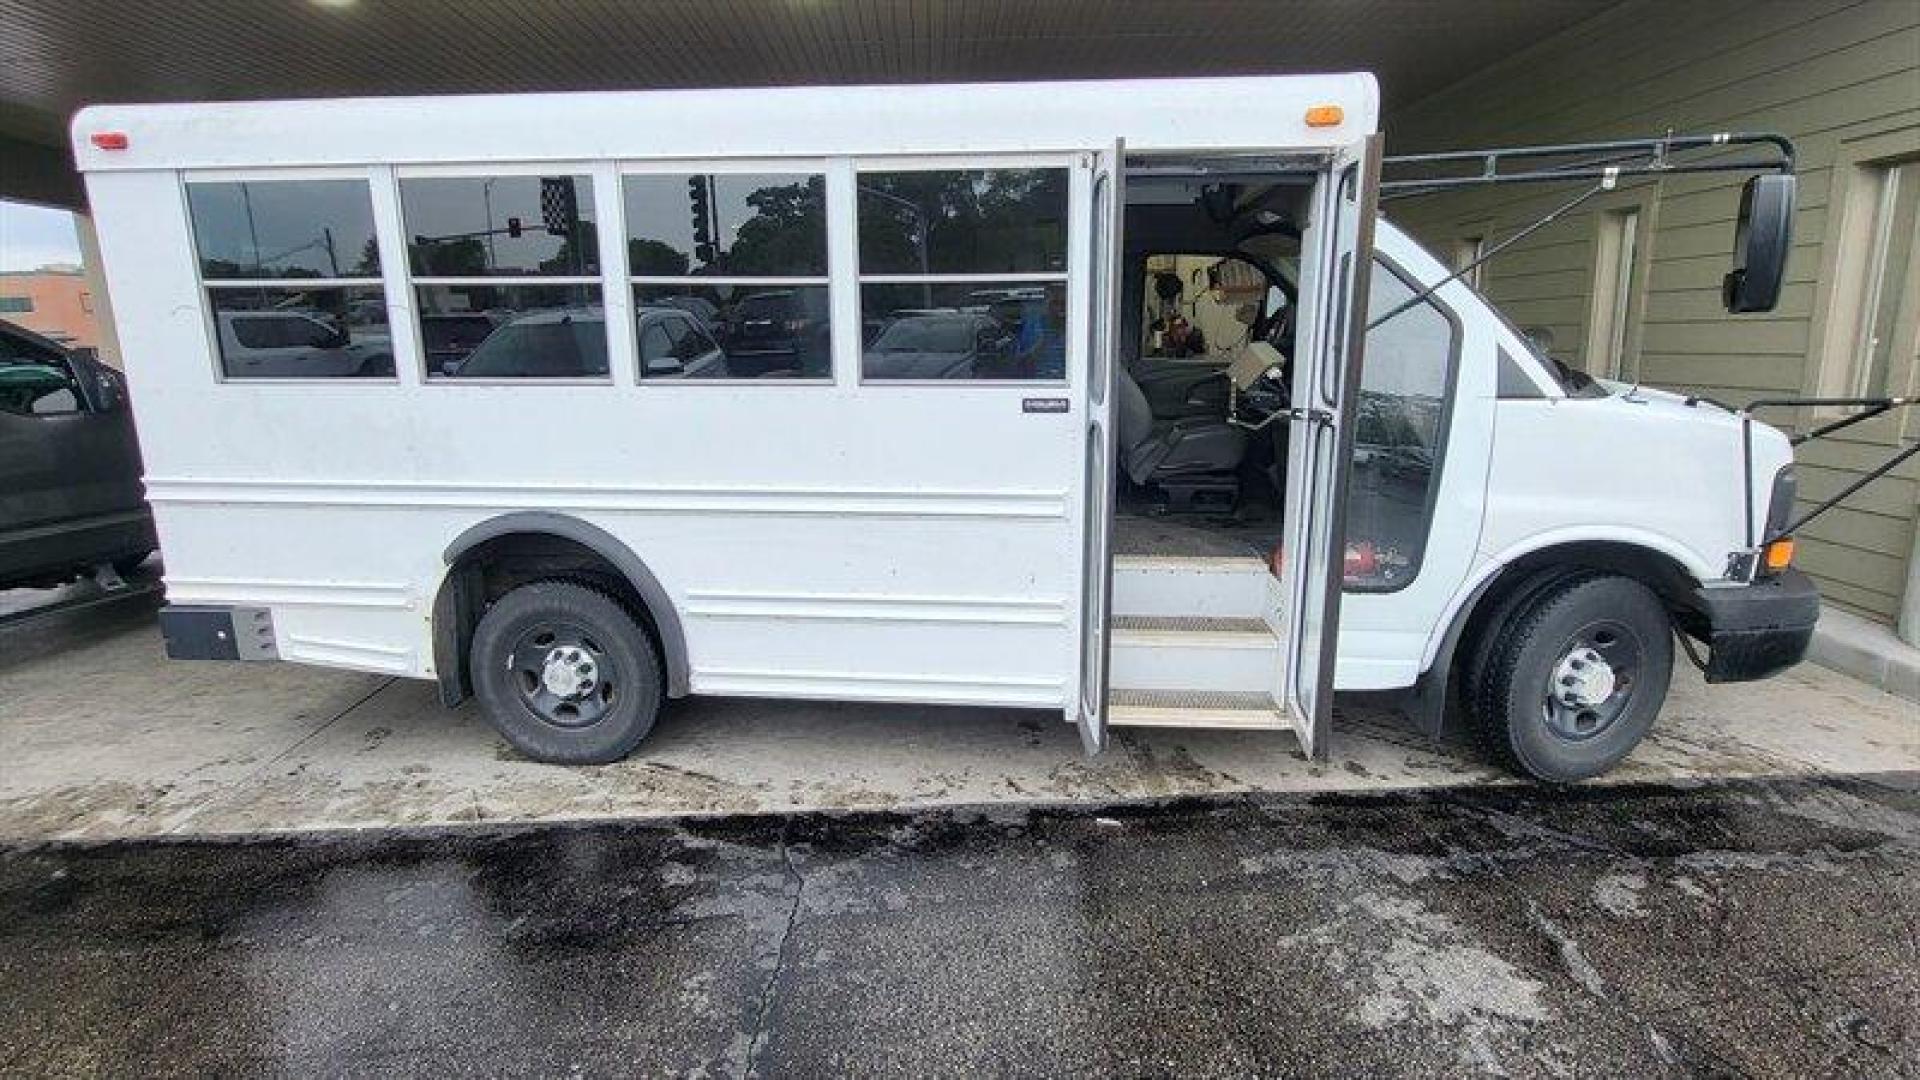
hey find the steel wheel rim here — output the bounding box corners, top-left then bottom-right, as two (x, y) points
(505, 620), (618, 730)
(1540, 618), (1642, 742)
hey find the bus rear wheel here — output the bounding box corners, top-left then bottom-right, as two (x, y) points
(1469, 572), (1673, 782)
(470, 580), (663, 764)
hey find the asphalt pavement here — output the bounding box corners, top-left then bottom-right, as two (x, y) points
(3, 773), (1916, 1077)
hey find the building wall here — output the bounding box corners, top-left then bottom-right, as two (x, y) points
(1384, 0), (1920, 628)
(0, 268), (104, 352)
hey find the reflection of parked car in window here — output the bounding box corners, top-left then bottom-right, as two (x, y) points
(725, 290), (830, 377)
(446, 308), (610, 379)
(647, 295), (721, 333)
(637, 308), (726, 378)
(862, 313), (1012, 380)
(0, 322), (156, 589)
(217, 309), (393, 378)
(422, 311), (509, 374)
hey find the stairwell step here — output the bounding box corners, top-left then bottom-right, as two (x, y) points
(1107, 689), (1290, 730)
(1111, 615), (1270, 634)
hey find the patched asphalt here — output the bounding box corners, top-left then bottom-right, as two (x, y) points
(2, 773), (1916, 1077)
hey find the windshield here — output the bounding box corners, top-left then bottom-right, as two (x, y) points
(872, 317), (976, 353)
(1374, 219), (1612, 399)
(1480, 296), (1610, 398)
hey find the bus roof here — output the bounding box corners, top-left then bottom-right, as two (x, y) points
(72, 74), (1378, 173)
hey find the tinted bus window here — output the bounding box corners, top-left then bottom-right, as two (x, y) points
(624, 171), (831, 381)
(856, 167), (1068, 382)
(186, 179), (391, 380)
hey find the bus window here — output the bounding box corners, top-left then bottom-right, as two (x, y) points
(186, 179), (392, 379)
(626, 172), (830, 381)
(857, 168), (1068, 382)
(1344, 257), (1459, 591)
(400, 174), (606, 380)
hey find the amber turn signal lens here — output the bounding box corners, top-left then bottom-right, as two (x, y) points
(1764, 538), (1795, 571)
(1304, 105), (1344, 128)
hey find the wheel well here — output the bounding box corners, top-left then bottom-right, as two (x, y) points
(1409, 540), (1702, 737)
(432, 524), (688, 706)
(1454, 541), (1701, 678)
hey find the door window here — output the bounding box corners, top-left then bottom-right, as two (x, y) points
(1140, 254), (1275, 360)
(0, 362), (83, 416)
(1345, 258), (1458, 591)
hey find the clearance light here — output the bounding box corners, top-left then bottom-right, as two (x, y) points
(1305, 105), (1344, 128)
(90, 132), (129, 151)
(1764, 537), (1795, 572)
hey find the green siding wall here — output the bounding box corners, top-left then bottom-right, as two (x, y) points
(1385, 0), (1920, 623)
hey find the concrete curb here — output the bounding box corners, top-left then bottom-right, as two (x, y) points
(1806, 605), (1920, 706)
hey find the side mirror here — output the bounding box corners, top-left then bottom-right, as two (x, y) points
(1724, 173), (1795, 313)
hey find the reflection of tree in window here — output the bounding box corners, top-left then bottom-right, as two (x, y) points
(719, 179), (826, 275)
(858, 170), (1066, 274)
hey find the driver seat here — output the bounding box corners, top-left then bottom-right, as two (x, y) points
(1116, 363), (1247, 511)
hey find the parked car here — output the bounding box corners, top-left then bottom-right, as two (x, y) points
(421, 311), (509, 374)
(862, 312), (1013, 379)
(636, 308), (726, 379)
(724, 290), (831, 377)
(0, 321), (155, 589)
(441, 307), (723, 380)
(215, 308), (393, 378)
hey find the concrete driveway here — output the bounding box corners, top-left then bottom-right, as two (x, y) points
(2, 589), (1916, 844)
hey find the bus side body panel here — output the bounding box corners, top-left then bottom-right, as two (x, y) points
(85, 166), (1087, 708)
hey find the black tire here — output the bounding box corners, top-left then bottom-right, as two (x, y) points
(112, 550), (156, 577)
(1469, 572), (1673, 782)
(470, 580), (663, 765)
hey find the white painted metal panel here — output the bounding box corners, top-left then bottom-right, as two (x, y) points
(73, 77), (1379, 173)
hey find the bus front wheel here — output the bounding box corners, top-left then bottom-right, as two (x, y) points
(470, 580), (664, 765)
(1469, 572), (1673, 782)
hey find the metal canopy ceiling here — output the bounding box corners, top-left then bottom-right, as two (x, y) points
(1, 0), (1619, 207)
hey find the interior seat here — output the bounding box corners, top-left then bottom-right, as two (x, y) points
(1116, 363), (1247, 508)
(1130, 355), (1231, 419)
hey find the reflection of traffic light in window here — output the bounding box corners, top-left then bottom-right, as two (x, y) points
(688, 176), (715, 263)
(539, 177), (578, 237)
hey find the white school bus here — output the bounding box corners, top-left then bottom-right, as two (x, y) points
(73, 75), (1818, 780)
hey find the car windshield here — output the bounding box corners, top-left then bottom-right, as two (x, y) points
(458, 319), (607, 377)
(873, 317), (975, 353)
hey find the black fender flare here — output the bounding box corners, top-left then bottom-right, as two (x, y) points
(435, 512), (690, 701)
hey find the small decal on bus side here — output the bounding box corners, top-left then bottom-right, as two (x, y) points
(1022, 398), (1070, 414)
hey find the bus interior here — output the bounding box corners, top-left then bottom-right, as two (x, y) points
(1113, 165), (1316, 568)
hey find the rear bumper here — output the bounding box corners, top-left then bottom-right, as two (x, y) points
(0, 509), (155, 588)
(1690, 569), (1820, 682)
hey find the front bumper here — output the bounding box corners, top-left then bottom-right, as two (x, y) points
(1689, 569), (1820, 682)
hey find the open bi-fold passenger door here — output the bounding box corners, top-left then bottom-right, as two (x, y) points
(1278, 136), (1382, 759)
(1076, 141), (1124, 754)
